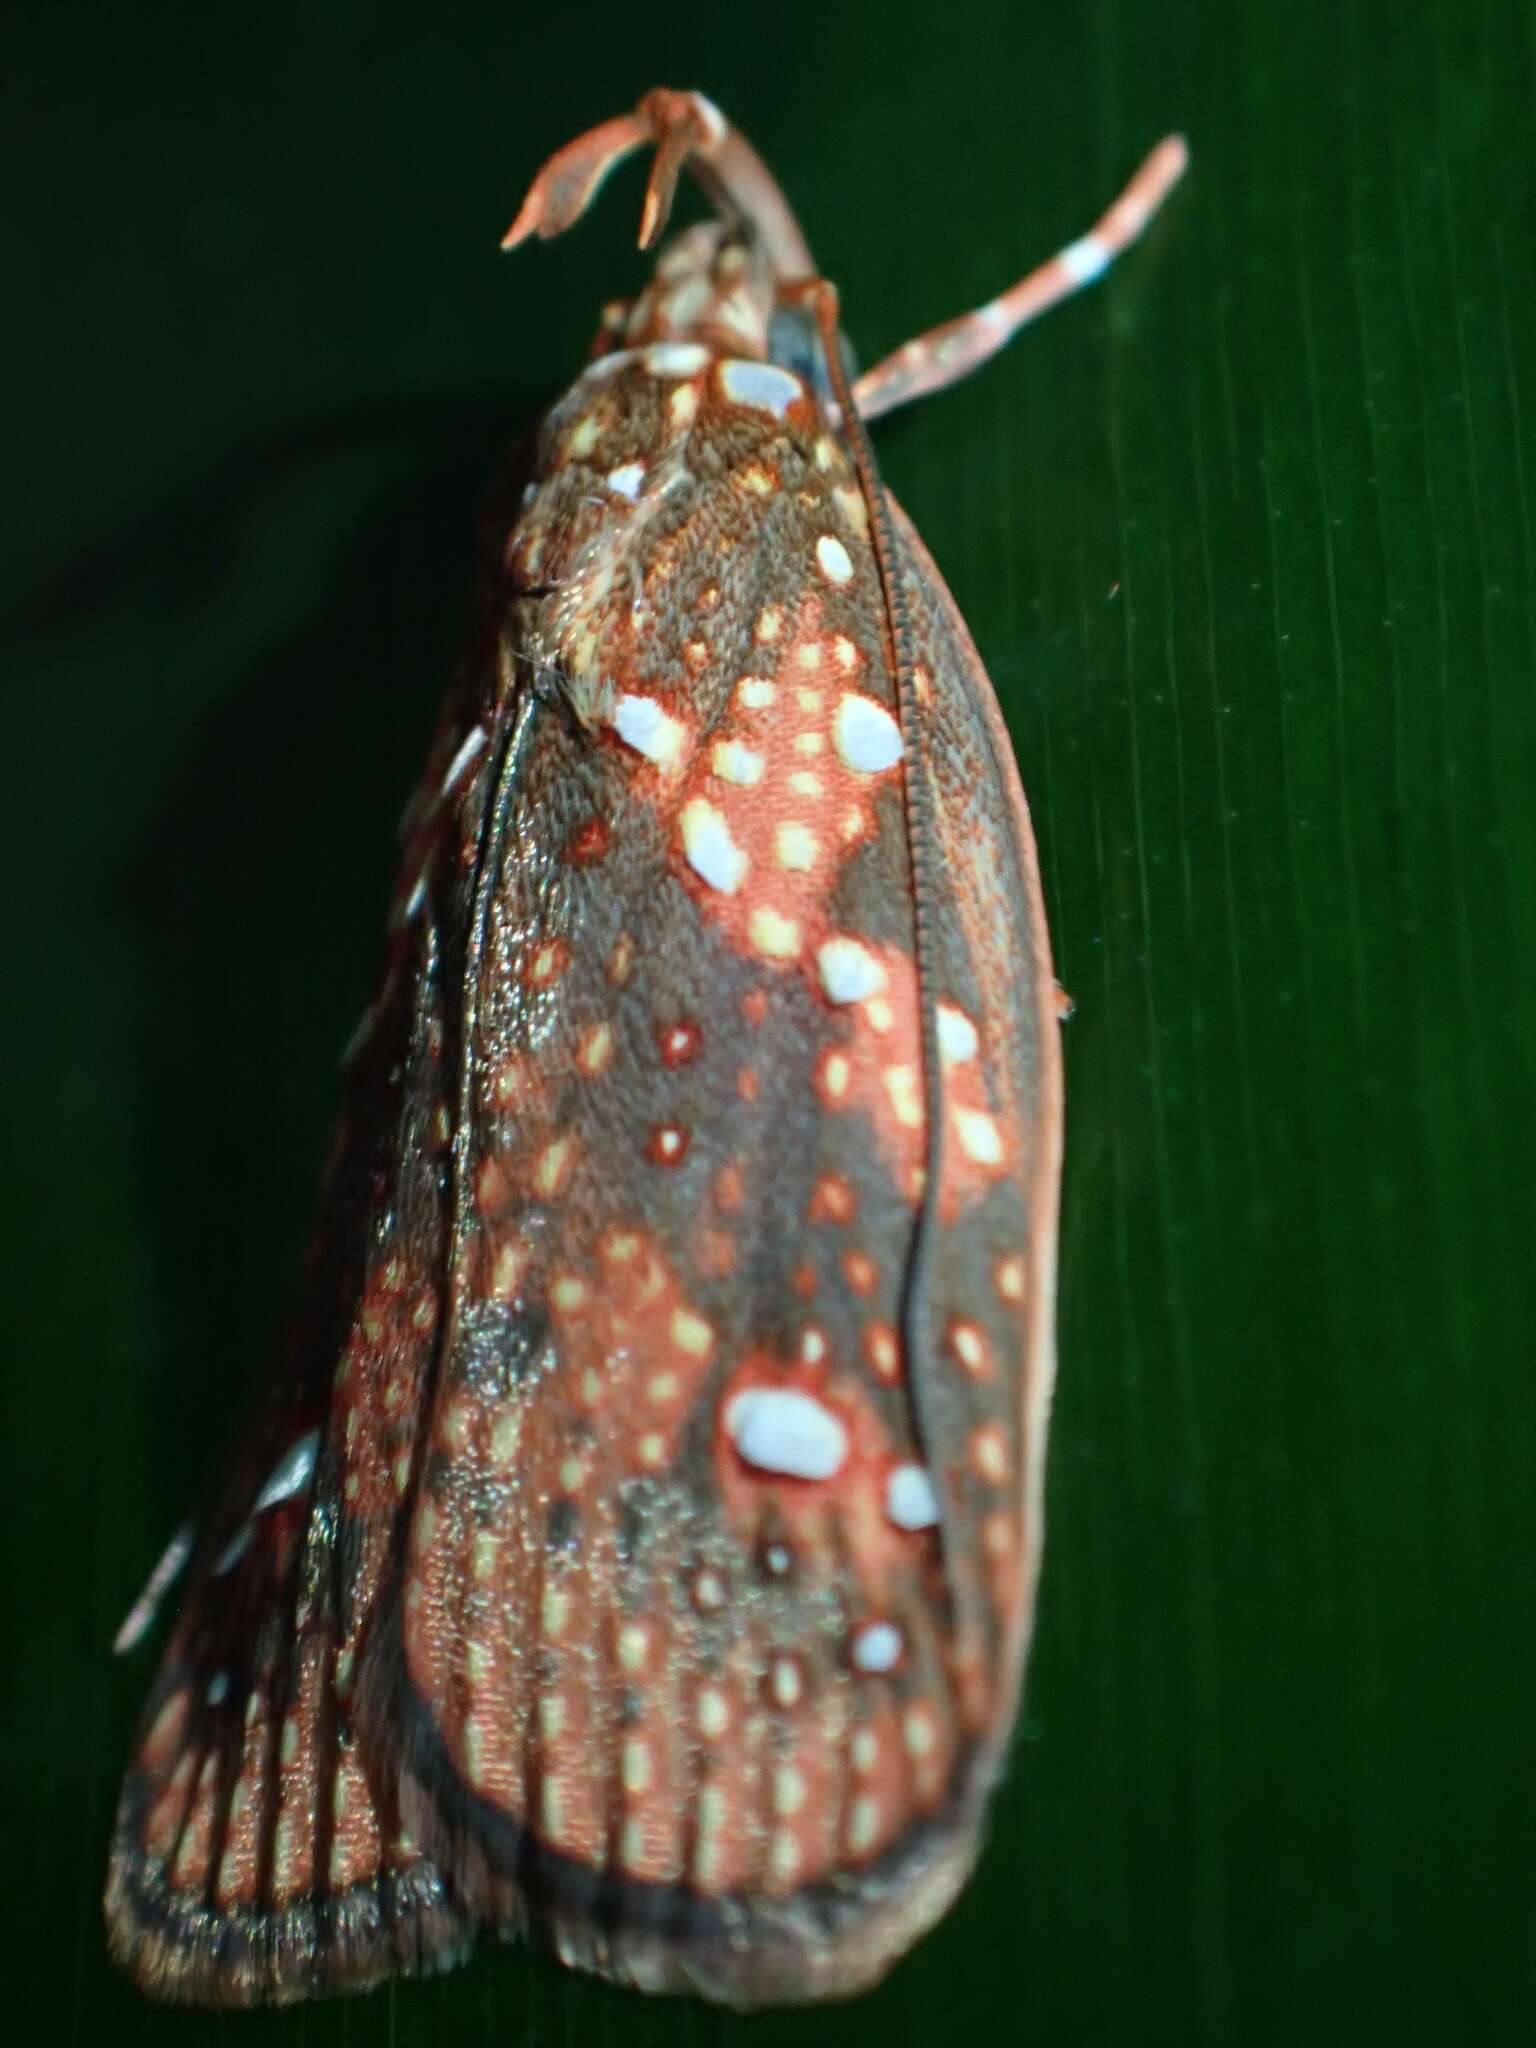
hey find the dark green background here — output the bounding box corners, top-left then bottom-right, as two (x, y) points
(6, 0), (1533, 2038)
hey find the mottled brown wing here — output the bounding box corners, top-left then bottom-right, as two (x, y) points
(102, 689), (500, 2003)
(361, 343), (1062, 2004)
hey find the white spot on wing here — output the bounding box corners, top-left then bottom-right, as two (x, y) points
(719, 359), (802, 417)
(936, 1003), (979, 1063)
(680, 798), (749, 894)
(851, 1621), (904, 1672)
(816, 534), (854, 584)
(711, 739), (765, 785)
(726, 1387), (848, 1480)
(610, 693), (686, 768)
(817, 936), (887, 1004)
(255, 1429), (321, 1512)
(954, 1106), (1005, 1165)
(606, 462), (646, 499)
(440, 724), (486, 800)
(886, 1464), (940, 1531)
(834, 693), (904, 773)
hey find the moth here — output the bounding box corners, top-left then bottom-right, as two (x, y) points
(106, 90), (1186, 2008)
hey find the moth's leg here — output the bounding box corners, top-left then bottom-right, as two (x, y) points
(852, 135), (1189, 424)
(504, 90), (815, 282)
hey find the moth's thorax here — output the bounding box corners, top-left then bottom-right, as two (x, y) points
(605, 221), (776, 360)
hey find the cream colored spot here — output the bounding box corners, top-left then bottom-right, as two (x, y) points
(463, 1716), (487, 1784)
(622, 1739), (652, 1794)
(796, 685), (823, 712)
(771, 1831), (801, 1880)
(814, 436), (836, 470)
(866, 1323), (899, 1378)
(737, 676), (777, 710)
(949, 1320), (990, 1376)
(821, 1050), (851, 1100)
(671, 383), (699, 427)
(577, 1021), (614, 1076)
(832, 635), (859, 671)
(971, 1425), (1009, 1483)
(535, 1134), (575, 1196)
(671, 1307), (714, 1356)
(769, 1655), (802, 1707)
(903, 1705), (937, 1758)
(681, 796), (749, 893)
(755, 606), (782, 643)
(796, 642), (822, 673)
(885, 1065), (923, 1128)
(559, 1454), (585, 1491)
(749, 906), (801, 959)
(852, 1727), (879, 1774)
(542, 1585), (570, 1637)
(866, 995), (894, 1032)
(539, 1693), (565, 1740)
(712, 738), (765, 785)
(816, 533), (853, 584)
(787, 770), (823, 799)
(697, 1686), (730, 1738)
(490, 1410), (520, 1466)
(552, 1273), (586, 1313)
(693, 1566), (727, 1609)
(567, 413), (601, 458)
(996, 1255), (1026, 1302)
(618, 1623), (649, 1674)
(799, 1324), (827, 1364)
(638, 1431), (666, 1468)
(606, 460), (645, 498)
(794, 730), (825, 756)
(834, 484), (870, 535)
(955, 1106), (1005, 1165)
(620, 1817), (647, 1871)
(649, 1370), (679, 1403)
(773, 1765), (806, 1816)
(541, 1779), (565, 1838)
(775, 822), (820, 871)
(847, 1794), (881, 1852)
(739, 462), (774, 494)
(473, 1532), (499, 1584)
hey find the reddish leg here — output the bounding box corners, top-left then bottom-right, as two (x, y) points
(851, 136), (1189, 423)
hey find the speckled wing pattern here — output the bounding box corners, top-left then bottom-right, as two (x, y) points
(364, 340), (1061, 2003)
(103, 704), (482, 2000)
(101, 83), (1143, 2011)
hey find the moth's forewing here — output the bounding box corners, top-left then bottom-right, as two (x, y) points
(351, 350), (1062, 2003)
(103, 734), (484, 2003)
